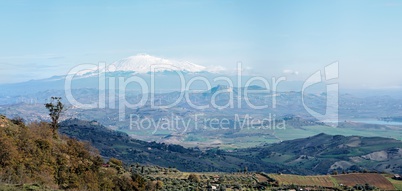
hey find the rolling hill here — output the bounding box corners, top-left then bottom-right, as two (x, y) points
(59, 119), (402, 175)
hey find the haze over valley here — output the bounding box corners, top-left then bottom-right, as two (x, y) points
(1, 1), (402, 190)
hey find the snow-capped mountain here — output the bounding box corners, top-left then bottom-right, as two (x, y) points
(111, 54), (207, 73)
(78, 54), (220, 76)
(0, 54), (230, 96)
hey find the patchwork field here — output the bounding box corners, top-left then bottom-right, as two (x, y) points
(268, 174), (335, 187)
(332, 173), (395, 190)
(144, 169), (401, 190)
(268, 173), (398, 190)
(384, 174), (402, 190)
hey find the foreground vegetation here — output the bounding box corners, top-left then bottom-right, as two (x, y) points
(0, 115), (146, 190)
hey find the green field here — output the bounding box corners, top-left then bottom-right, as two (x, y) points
(188, 124), (402, 149)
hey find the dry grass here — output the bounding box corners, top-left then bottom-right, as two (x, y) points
(332, 173), (395, 190)
(255, 174), (269, 182)
(268, 173), (396, 190)
(268, 174), (335, 187)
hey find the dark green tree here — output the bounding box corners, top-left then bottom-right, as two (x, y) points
(45, 97), (64, 137)
(10, 116), (25, 127)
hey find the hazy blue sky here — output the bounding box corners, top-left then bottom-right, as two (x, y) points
(0, 0), (401, 89)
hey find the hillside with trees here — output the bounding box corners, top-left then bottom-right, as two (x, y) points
(59, 118), (402, 176)
(0, 115), (145, 190)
